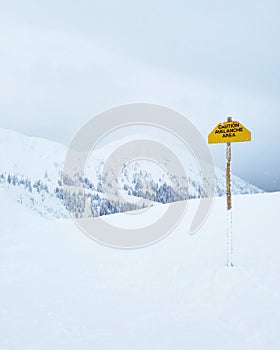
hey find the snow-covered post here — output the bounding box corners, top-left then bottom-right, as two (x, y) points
(226, 117), (233, 267)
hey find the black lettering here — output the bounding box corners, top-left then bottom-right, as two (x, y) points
(222, 132), (236, 138)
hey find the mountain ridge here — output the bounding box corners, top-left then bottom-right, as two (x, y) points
(0, 128), (264, 219)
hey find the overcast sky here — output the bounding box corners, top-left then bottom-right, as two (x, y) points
(0, 0), (279, 191)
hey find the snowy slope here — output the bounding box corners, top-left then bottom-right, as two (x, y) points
(0, 128), (66, 181)
(0, 190), (279, 349)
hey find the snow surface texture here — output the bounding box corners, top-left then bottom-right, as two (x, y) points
(0, 128), (263, 219)
(0, 190), (279, 349)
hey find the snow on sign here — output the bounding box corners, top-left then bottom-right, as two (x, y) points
(208, 121), (251, 144)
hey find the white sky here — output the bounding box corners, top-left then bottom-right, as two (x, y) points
(0, 0), (279, 191)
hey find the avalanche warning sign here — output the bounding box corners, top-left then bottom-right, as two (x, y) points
(208, 121), (251, 144)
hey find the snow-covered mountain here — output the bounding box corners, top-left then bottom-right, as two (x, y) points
(0, 128), (263, 218)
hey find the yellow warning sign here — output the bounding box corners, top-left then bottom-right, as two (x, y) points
(208, 121), (251, 144)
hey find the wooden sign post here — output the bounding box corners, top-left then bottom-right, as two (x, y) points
(226, 117), (233, 267)
(208, 117), (251, 267)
